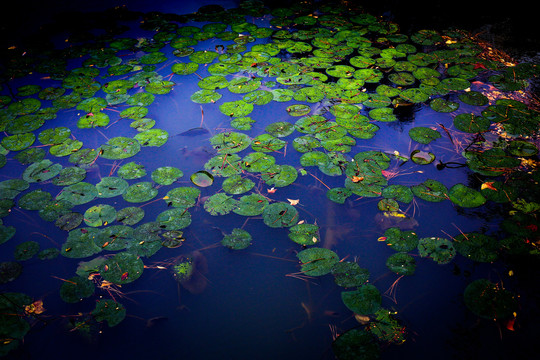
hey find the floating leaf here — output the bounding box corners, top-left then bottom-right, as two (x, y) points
(288, 223), (320, 246)
(117, 162), (146, 180)
(204, 193), (237, 216)
(210, 131), (251, 153)
(99, 137), (141, 159)
(448, 183), (486, 208)
(408, 126), (441, 144)
(96, 177), (129, 198)
(92, 300), (126, 327)
(382, 227), (418, 252)
(221, 228), (252, 250)
(151, 166), (183, 185)
(156, 208), (192, 230)
(56, 182), (97, 205)
(233, 193), (268, 216)
(341, 284), (382, 315)
(190, 170), (214, 187)
(331, 261), (370, 288)
(411, 179), (448, 202)
(410, 149), (435, 165)
(453, 232), (499, 262)
(386, 253), (416, 275)
(84, 204), (117, 227)
(14, 241), (40, 261)
(463, 279), (517, 320)
(134, 129), (169, 147)
(262, 202), (298, 228)
(122, 182), (158, 203)
(222, 174), (254, 194)
(418, 237), (455, 264)
(297, 247), (339, 276)
(62, 228), (102, 258)
(100, 252), (144, 285)
(59, 276), (94, 303)
(116, 207), (145, 226)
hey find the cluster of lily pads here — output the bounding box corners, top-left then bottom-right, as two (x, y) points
(1, 0), (539, 358)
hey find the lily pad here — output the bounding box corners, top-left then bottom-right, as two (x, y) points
(297, 247), (339, 276)
(341, 284), (382, 315)
(92, 299), (126, 327)
(453, 232), (499, 262)
(204, 193), (237, 216)
(96, 177), (129, 198)
(408, 126), (441, 144)
(222, 174), (254, 194)
(221, 228), (252, 250)
(411, 179), (448, 202)
(151, 166), (183, 185)
(233, 193), (268, 216)
(59, 276), (94, 303)
(448, 183), (486, 208)
(14, 241), (40, 261)
(84, 204), (117, 227)
(100, 252), (144, 285)
(288, 223), (320, 246)
(382, 227), (419, 252)
(99, 137), (141, 159)
(123, 182), (158, 203)
(190, 170), (214, 187)
(463, 279), (517, 320)
(262, 202), (298, 228)
(56, 182), (98, 205)
(386, 253), (416, 275)
(418, 237), (455, 264)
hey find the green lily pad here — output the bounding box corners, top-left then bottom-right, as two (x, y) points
(1, 133), (36, 151)
(219, 100), (254, 117)
(507, 140), (538, 157)
(386, 253), (416, 275)
(463, 279), (517, 320)
(55, 212), (84, 231)
(204, 193), (237, 216)
(59, 276), (94, 303)
(96, 177), (129, 198)
(408, 126), (441, 144)
(116, 207), (145, 226)
(411, 149), (435, 165)
(251, 133), (286, 153)
(0, 261), (23, 284)
(297, 247), (339, 276)
(453, 232), (499, 262)
(100, 251), (144, 285)
(221, 228), (252, 250)
(453, 113), (490, 133)
(332, 328), (380, 360)
(430, 97), (459, 112)
(341, 284), (382, 315)
(382, 227), (419, 252)
(123, 182), (158, 203)
(18, 189), (52, 210)
(84, 204), (117, 227)
(331, 261), (370, 288)
(222, 174), (254, 194)
(56, 182), (98, 205)
(210, 131), (251, 154)
(151, 166), (183, 185)
(233, 193), (268, 216)
(262, 202), (298, 228)
(156, 208), (192, 230)
(418, 237), (455, 264)
(92, 299), (126, 327)
(288, 223), (320, 246)
(117, 162), (146, 180)
(14, 241), (40, 261)
(165, 187), (200, 209)
(62, 228), (102, 258)
(51, 166), (87, 186)
(77, 112), (110, 128)
(99, 137), (141, 160)
(190, 170), (214, 187)
(411, 179), (448, 202)
(134, 129), (169, 147)
(448, 183), (486, 208)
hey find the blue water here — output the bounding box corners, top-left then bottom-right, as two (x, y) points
(1, 1), (535, 359)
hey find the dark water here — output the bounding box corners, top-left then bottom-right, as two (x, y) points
(1, 1), (538, 359)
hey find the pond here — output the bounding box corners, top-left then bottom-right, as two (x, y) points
(1, 1), (539, 359)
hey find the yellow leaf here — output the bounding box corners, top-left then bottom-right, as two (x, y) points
(287, 198), (300, 206)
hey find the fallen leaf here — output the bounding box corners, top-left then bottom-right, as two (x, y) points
(481, 181), (497, 191)
(287, 198), (300, 206)
(267, 187), (277, 194)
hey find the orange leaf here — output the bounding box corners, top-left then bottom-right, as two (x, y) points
(481, 182), (497, 191)
(287, 198), (300, 206)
